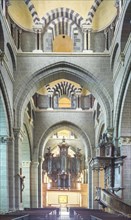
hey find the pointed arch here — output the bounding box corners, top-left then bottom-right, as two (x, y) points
(14, 61), (113, 129)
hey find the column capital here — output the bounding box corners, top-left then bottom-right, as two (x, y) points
(31, 161), (39, 167)
(82, 23), (92, 32)
(33, 23), (43, 33)
(13, 128), (24, 141)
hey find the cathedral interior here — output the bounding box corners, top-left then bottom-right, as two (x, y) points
(0, 0), (131, 219)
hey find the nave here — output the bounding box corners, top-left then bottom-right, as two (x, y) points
(0, 207), (131, 220)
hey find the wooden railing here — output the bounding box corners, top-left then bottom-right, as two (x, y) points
(96, 188), (131, 217)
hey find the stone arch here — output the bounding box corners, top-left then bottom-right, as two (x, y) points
(0, 89), (9, 212)
(97, 123), (105, 144)
(14, 61), (113, 129)
(0, 21), (4, 52)
(121, 1), (131, 51)
(115, 73), (131, 205)
(111, 42), (119, 71)
(120, 79), (131, 137)
(41, 7), (84, 28)
(47, 17), (80, 39)
(7, 42), (16, 71)
(37, 121), (92, 161)
(114, 68), (131, 139)
(0, 73), (13, 137)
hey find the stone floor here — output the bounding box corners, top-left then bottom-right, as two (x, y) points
(57, 207), (74, 220)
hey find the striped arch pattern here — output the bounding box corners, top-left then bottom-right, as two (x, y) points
(46, 81), (81, 97)
(24, 0), (40, 24)
(41, 8), (84, 28)
(86, 0), (103, 25)
(48, 17), (78, 39)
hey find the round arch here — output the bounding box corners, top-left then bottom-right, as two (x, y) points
(14, 61), (113, 129)
(37, 121), (92, 162)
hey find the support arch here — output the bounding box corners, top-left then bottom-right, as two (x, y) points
(14, 61), (113, 130)
(35, 121), (92, 208)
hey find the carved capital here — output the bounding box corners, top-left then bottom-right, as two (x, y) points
(33, 23), (43, 33)
(120, 136), (131, 145)
(82, 23), (92, 33)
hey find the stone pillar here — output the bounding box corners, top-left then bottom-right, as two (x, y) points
(33, 24), (43, 52)
(68, 173), (71, 189)
(48, 90), (54, 110)
(38, 157), (43, 207)
(82, 24), (88, 52)
(13, 128), (23, 210)
(104, 29), (109, 51)
(87, 26), (92, 51)
(84, 168), (88, 184)
(76, 88), (82, 110)
(0, 135), (9, 212)
(82, 24), (93, 52)
(18, 29), (22, 51)
(92, 170), (99, 209)
(30, 161), (39, 208)
(88, 164), (93, 208)
(8, 136), (15, 211)
(120, 137), (131, 205)
(22, 161), (31, 208)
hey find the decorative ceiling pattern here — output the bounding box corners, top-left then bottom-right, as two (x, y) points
(46, 81), (82, 97)
(86, 0), (103, 24)
(8, 0), (116, 31)
(24, 0), (40, 24)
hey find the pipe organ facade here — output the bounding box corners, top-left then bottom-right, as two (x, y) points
(43, 138), (83, 189)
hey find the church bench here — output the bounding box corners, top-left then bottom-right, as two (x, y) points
(0, 214), (29, 220)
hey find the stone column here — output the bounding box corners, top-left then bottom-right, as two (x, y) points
(18, 29), (22, 51)
(48, 90), (54, 110)
(82, 23), (88, 52)
(76, 88), (82, 110)
(8, 136), (15, 211)
(87, 26), (92, 51)
(33, 24), (43, 52)
(92, 170), (99, 209)
(13, 128), (23, 210)
(0, 135), (9, 212)
(22, 161), (31, 208)
(38, 157), (44, 207)
(88, 163), (93, 208)
(30, 161), (39, 208)
(68, 173), (71, 189)
(82, 24), (93, 52)
(104, 29), (109, 51)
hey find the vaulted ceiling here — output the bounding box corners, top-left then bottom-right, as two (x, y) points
(8, 0), (116, 31)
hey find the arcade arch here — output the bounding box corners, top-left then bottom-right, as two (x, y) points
(14, 62), (113, 130)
